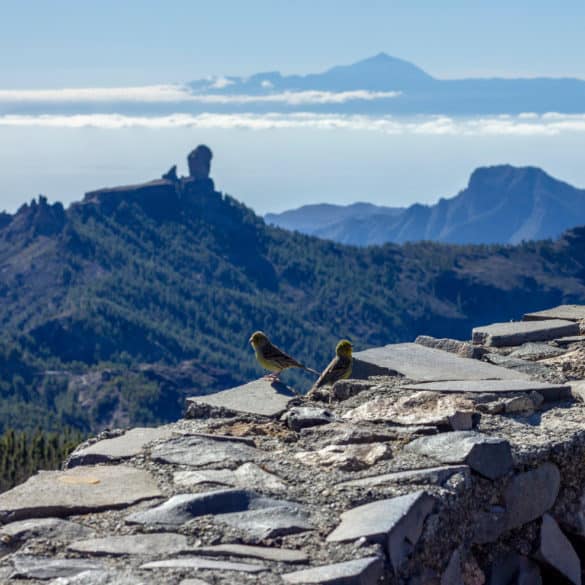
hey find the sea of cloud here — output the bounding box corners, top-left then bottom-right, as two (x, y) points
(1, 111), (585, 136)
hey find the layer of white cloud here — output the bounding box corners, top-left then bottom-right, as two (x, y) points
(2, 112), (585, 135)
(0, 86), (400, 105)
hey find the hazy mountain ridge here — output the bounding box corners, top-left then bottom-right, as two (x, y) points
(4, 53), (585, 117)
(2, 152), (585, 434)
(266, 165), (585, 246)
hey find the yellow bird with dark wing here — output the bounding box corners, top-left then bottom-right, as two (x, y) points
(249, 331), (319, 380)
(311, 339), (353, 390)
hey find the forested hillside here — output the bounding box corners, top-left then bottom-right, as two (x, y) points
(2, 153), (585, 434)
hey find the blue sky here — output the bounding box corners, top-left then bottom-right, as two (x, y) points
(2, 0), (585, 88)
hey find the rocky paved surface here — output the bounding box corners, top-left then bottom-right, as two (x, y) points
(4, 305), (585, 583)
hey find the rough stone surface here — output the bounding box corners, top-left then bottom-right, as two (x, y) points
(353, 343), (528, 381)
(282, 556), (384, 584)
(401, 379), (570, 401)
(404, 431), (513, 480)
(487, 553), (542, 585)
(295, 443), (391, 471)
(141, 557), (265, 573)
(524, 304), (585, 322)
(327, 491), (435, 570)
(536, 514), (581, 585)
(0, 465), (161, 523)
(47, 570), (144, 584)
(441, 549), (463, 585)
(68, 533), (189, 556)
(283, 406), (335, 431)
(193, 544), (308, 563)
(504, 462), (560, 530)
(508, 342), (566, 361)
(11, 556), (103, 580)
(151, 435), (259, 468)
(186, 379), (296, 417)
(343, 393), (474, 431)
(415, 335), (487, 360)
(173, 462), (287, 492)
(0, 517), (93, 543)
(67, 427), (174, 468)
(472, 319), (579, 347)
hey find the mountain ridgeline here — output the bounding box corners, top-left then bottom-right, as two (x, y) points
(266, 165), (585, 246)
(2, 148), (585, 434)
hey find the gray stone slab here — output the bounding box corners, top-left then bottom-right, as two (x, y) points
(126, 488), (311, 538)
(484, 353), (555, 378)
(67, 427), (174, 468)
(151, 435), (259, 468)
(404, 431), (513, 480)
(193, 544), (308, 563)
(327, 491), (435, 571)
(282, 556), (384, 584)
(441, 549), (463, 585)
(11, 556), (103, 580)
(68, 533), (189, 556)
(524, 304), (585, 322)
(0, 465), (162, 523)
(472, 319), (578, 347)
(353, 343), (528, 382)
(554, 335), (585, 346)
(283, 407), (335, 432)
(337, 465), (469, 488)
(504, 463), (560, 530)
(141, 557), (266, 573)
(218, 504), (312, 540)
(508, 343), (566, 361)
(186, 378), (296, 418)
(536, 514), (581, 585)
(45, 570), (144, 585)
(126, 489), (253, 527)
(401, 380), (570, 402)
(173, 462), (287, 492)
(0, 517), (94, 543)
(181, 580), (211, 585)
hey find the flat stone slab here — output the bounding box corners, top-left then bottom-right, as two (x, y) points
(46, 570), (145, 584)
(404, 431), (513, 480)
(401, 380), (571, 402)
(554, 335), (585, 346)
(186, 379), (296, 418)
(151, 435), (259, 469)
(282, 556), (384, 584)
(141, 557), (266, 573)
(173, 462), (287, 492)
(504, 463), (560, 531)
(193, 544), (308, 563)
(337, 465), (469, 488)
(537, 514), (581, 585)
(524, 304), (585, 322)
(0, 517), (94, 543)
(68, 533), (189, 556)
(472, 319), (579, 347)
(126, 488), (311, 539)
(0, 465), (162, 523)
(353, 343), (528, 382)
(11, 555), (103, 580)
(67, 427), (174, 468)
(327, 491), (435, 570)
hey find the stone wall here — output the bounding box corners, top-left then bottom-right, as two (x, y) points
(2, 305), (585, 584)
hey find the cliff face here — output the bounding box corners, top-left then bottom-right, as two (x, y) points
(2, 305), (585, 583)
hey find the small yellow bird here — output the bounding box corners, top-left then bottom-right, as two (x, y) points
(249, 331), (319, 380)
(311, 339), (353, 390)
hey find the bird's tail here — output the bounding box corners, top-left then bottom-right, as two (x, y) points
(303, 366), (320, 376)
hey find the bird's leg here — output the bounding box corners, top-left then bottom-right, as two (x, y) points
(264, 371), (281, 382)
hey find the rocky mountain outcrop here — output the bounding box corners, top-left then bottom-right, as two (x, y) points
(266, 165), (585, 246)
(3, 304), (585, 583)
